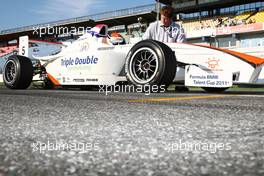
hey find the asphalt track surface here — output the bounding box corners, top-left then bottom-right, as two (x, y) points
(0, 89), (264, 176)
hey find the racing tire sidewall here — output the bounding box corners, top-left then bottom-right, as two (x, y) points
(125, 40), (176, 89)
(3, 55), (33, 89)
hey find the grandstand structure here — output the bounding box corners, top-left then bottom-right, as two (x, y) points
(0, 3), (158, 61)
(0, 4), (157, 42)
(0, 0), (264, 61)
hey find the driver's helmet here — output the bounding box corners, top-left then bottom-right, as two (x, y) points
(110, 32), (126, 45)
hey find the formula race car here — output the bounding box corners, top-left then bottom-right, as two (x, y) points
(2, 24), (264, 92)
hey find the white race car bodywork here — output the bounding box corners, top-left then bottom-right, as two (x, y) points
(167, 43), (264, 84)
(19, 25), (264, 89)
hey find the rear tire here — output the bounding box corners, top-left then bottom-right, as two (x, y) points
(3, 55), (33, 89)
(125, 40), (176, 89)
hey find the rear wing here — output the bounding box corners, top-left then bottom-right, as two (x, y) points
(18, 36), (65, 59)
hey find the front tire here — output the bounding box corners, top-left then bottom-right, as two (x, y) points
(3, 55), (33, 89)
(125, 40), (176, 89)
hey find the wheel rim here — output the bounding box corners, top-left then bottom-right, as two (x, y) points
(129, 47), (159, 84)
(4, 60), (17, 83)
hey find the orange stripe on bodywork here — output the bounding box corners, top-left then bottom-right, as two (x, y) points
(188, 43), (264, 67)
(47, 73), (61, 86)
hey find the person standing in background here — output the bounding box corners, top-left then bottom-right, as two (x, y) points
(143, 5), (186, 43)
(143, 5), (189, 92)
